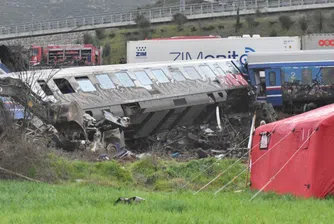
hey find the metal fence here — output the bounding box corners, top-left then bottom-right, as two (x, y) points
(0, 0), (333, 38)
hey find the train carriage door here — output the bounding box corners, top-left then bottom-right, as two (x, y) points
(265, 68), (283, 106)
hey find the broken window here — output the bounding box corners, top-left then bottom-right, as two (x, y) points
(301, 69), (312, 85)
(151, 69), (169, 83)
(53, 78), (75, 94)
(199, 65), (216, 78)
(226, 62), (239, 74)
(219, 63), (233, 74)
(75, 76), (96, 92)
(134, 71), (152, 85)
(37, 80), (53, 96)
(169, 68), (186, 81)
(321, 67), (334, 85)
(259, 132), (270, 150)
(115, 72), (135, 87)
(96, 74), (115, 89)
(183, 66), (201, 80)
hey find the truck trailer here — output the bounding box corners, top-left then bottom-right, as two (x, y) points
(127, 35), (301, 66)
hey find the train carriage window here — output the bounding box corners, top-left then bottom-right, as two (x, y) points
(219, 63), (233, 74)
(269, 71), (276, 86)
(96, 74), (115, 89)
(134, 71), (153, 85)
(183, 66), (202, 80)
(213, 64), (226, 76)
(115, 72), (135, 87)
(169, 68), (186, 81)
(53, 78), (75, 94)
(301, 69), (312, 85)
(151, 69), (169, 83)
(226, 62), (239, 74)
(37, 80), (53, 96)
(321, 67), (334, 85)
(199, 65), (216, 78)
(75, 76), (96, 92)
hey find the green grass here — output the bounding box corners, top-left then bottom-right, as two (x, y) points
(0, 181), (333, 223)
(49, 156), (247, 191)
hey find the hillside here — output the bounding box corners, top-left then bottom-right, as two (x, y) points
(88, 8), (334, 64)
(0, 0), (153, 25)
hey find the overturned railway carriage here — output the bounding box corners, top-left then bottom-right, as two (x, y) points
(4, 59), (253, 147)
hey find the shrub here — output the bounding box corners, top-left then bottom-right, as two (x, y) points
(278, 15), (293, 30)
(134, 14), (151, 39)
(83, 33), (94, 44)
(269, 29), (278, 37)
(95, 29), (105, 40)
(103, 43), (111, 58)
(173, 13), (188, 30)
(134, 14), (150, 29)
(191, 26), (197, 32)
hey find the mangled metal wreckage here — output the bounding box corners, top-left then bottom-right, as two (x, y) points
(0, 59), (257, 153)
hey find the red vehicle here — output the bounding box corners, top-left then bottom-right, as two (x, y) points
(29, 44), (103, 67)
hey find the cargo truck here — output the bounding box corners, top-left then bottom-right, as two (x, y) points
(127, 35), (301, 66)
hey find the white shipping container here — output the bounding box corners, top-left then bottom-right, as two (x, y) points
(127, 36), (301, 65)
(302, 34), (334, 50)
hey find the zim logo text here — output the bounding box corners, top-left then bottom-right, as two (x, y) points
(136, 47), (147, 57)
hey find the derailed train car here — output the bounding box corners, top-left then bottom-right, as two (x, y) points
(3, 59), (255, 149)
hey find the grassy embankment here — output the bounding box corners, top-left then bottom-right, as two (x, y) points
(48, 156), (246, 191)
(90, 8), (334, 64)
(1, 180), (334, 223)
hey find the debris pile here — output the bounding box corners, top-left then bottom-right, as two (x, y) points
(143, 113), (252, 160)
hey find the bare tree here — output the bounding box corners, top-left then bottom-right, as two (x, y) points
(235, 8), (242, 34)
(313, 11), (324, 33)
(299, 16), (308, 34)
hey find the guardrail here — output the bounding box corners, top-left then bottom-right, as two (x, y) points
(0, 0), (333, 40)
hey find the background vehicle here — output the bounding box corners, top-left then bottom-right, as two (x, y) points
(127, 35), (301, 66)
(29, 44), (103, 67)
(302, 33), (334, 50)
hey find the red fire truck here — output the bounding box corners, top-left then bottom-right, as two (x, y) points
(29, 44), (103, 67)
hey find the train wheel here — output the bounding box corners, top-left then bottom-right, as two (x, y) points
(256, 102), (278, 125)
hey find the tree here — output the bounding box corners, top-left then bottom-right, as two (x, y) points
(246, 16), (259, 34)
(235, 8), (242, 34)
(172, 13), (188, 30)
(95, 29), (106, 40)
(255, 9), (262, 17)
(134, 14), (151, 39)
(313, 11), (324, 32)
(298, 16), (308, 34)
(278, 15), (293, 30)
(83, 33), (94, 44)
(102, 43), (111, 64)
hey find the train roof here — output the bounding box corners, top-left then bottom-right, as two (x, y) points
(247, 50), (334, 66)
(8, 58), (237, 77)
